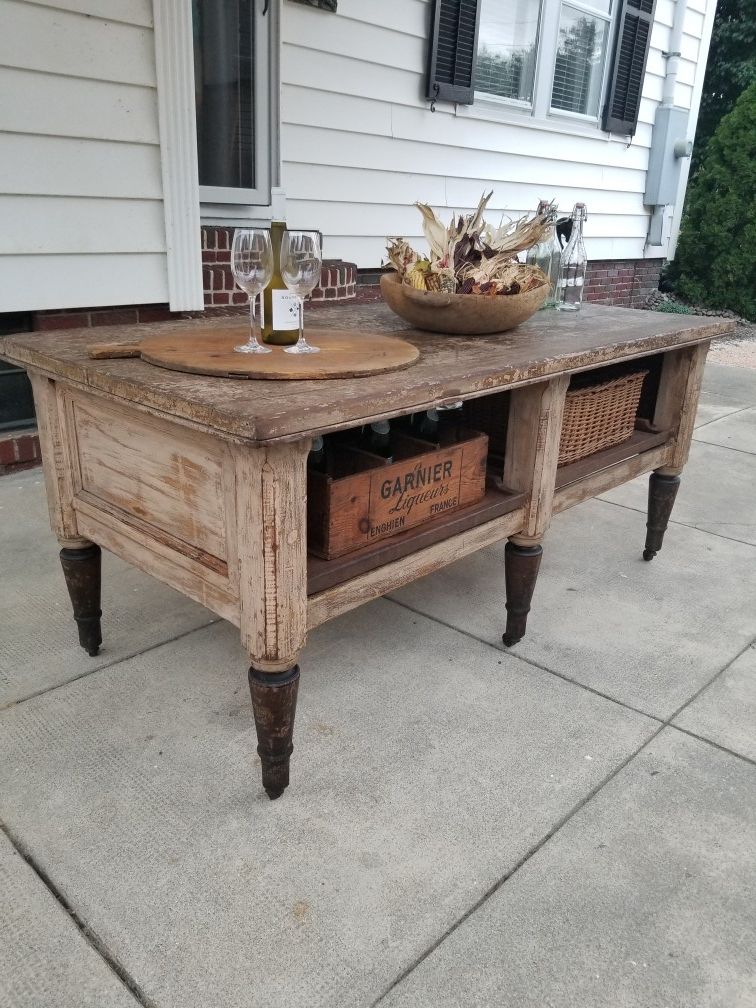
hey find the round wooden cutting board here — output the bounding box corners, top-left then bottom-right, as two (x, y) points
(136, 328), (420, 380)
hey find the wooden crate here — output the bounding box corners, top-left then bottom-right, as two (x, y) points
(307, 429), (489, 559)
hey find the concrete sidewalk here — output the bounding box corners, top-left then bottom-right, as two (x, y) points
(1, 362), (755, 1008)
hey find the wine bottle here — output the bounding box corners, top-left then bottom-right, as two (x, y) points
(261, 221), (300, 346)
(417, 409), (440, 441)
(437, 401), (465, 441)
(364, 421), (394, 463)
(308, 436), (326, 472)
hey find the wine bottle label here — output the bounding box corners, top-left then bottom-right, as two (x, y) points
(272, 290), (299, 330)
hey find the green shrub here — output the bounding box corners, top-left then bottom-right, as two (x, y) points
(655, 300), (694, 314)
(673, 80), (756, 321)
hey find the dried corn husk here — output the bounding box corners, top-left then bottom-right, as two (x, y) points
(384, 191), (554, 296)
(385, 237), (418, 276)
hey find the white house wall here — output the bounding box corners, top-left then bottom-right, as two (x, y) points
(0, 0), (168, 312)
(280, 0), (711, 268)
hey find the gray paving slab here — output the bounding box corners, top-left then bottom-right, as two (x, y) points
(694, 407), (756, 455)
(392, 499), (756, 719)
(674, 643), (756, 762)
(0, 604), (656, 1008)
(700, 361), (756, 409)
(0, 468), (215, 707)
(600, 440), (756, 547)
(0, 829), (137, 1008)
(379, 728), (756, 1008)
(694, 402), (744, 428)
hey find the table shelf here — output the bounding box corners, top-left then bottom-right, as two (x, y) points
(552, 427), (672, 515)
(555, 427), (671, 489)
(306, 480), (526, 595)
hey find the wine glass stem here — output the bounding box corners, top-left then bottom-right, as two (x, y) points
(249, 295), (260, 347)
(298, 297), (305, 347)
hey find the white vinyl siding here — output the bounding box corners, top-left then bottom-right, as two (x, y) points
(0, 0), (168, 312)
(281, 0), (710, 268)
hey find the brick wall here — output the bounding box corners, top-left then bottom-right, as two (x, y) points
(0, 429), (41, 475)
(584, 258), (664, 308)
(202, 226), (356, 307)
(27, 255), (663, 332)
(202, 227), (247, 308)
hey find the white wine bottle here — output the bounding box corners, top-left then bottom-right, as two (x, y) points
(261, 221), (300, 346)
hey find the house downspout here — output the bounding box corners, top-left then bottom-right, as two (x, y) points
(644, 0), (693, 249)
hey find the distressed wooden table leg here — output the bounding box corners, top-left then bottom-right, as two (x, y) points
(29, 371), (105, 654)
(643, 472), (681, 560)
(59, 543), (103, 656)
(643, 342), (709, 561)
(501, 375), (569, 646)
(502, 538), (543, 646)
(234, 440), (309, 799)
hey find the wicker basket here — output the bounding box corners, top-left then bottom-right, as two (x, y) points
(558, 370), (648, 466)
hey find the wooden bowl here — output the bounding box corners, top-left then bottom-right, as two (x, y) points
(380, 272), (548, 334)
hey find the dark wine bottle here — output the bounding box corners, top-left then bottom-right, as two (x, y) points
(436, 401), (465, 443)
(417, 408), (440, 441)
(308, 436), (326, 472)
(365, 420), (393, 463)
(261, 221), (300, 346)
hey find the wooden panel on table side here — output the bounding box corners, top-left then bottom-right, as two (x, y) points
(65, 390), (230, 564)
(307, 482), (527, 594)
(0, 305), (736, 444)
(75, 509), (239, 625)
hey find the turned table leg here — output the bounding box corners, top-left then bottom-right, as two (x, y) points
(502, 537), (543, 647)
(501, 376), (568, 649)
(643, 469), (681, 561)
(235, 440), (309, 800)
(59, 542), (102, 656)
(248, 665), (300, 800)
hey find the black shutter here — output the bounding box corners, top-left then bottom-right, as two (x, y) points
(602, 0), (656, 136)
(426, 0), (482, 106)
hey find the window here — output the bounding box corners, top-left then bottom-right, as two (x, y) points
(192, 0), (272, 206)
(476, 0), (611, 121)
(551, 2), (610, 116)
(475, 0), (541, 104)
(426, 0), (655, 135)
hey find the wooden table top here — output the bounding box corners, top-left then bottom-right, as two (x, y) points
(1, 302), (734, 444)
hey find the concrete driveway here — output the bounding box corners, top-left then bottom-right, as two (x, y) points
(1, 361), (755, 1008)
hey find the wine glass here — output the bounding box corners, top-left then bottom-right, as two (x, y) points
(280, 231), (322, 355)
(231, 229), (274, 354)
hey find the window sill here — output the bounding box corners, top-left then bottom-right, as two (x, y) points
(200, 202), (275, 226)
(460, 97), (630, 143)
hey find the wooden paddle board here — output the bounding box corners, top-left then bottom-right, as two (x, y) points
(87, 327), (420, 380)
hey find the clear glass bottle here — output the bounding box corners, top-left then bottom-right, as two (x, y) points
(557, 203), (588, 311)
(526, 200), (561, 309)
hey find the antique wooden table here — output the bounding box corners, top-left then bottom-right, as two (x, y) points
(1, 304), (734, 799)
